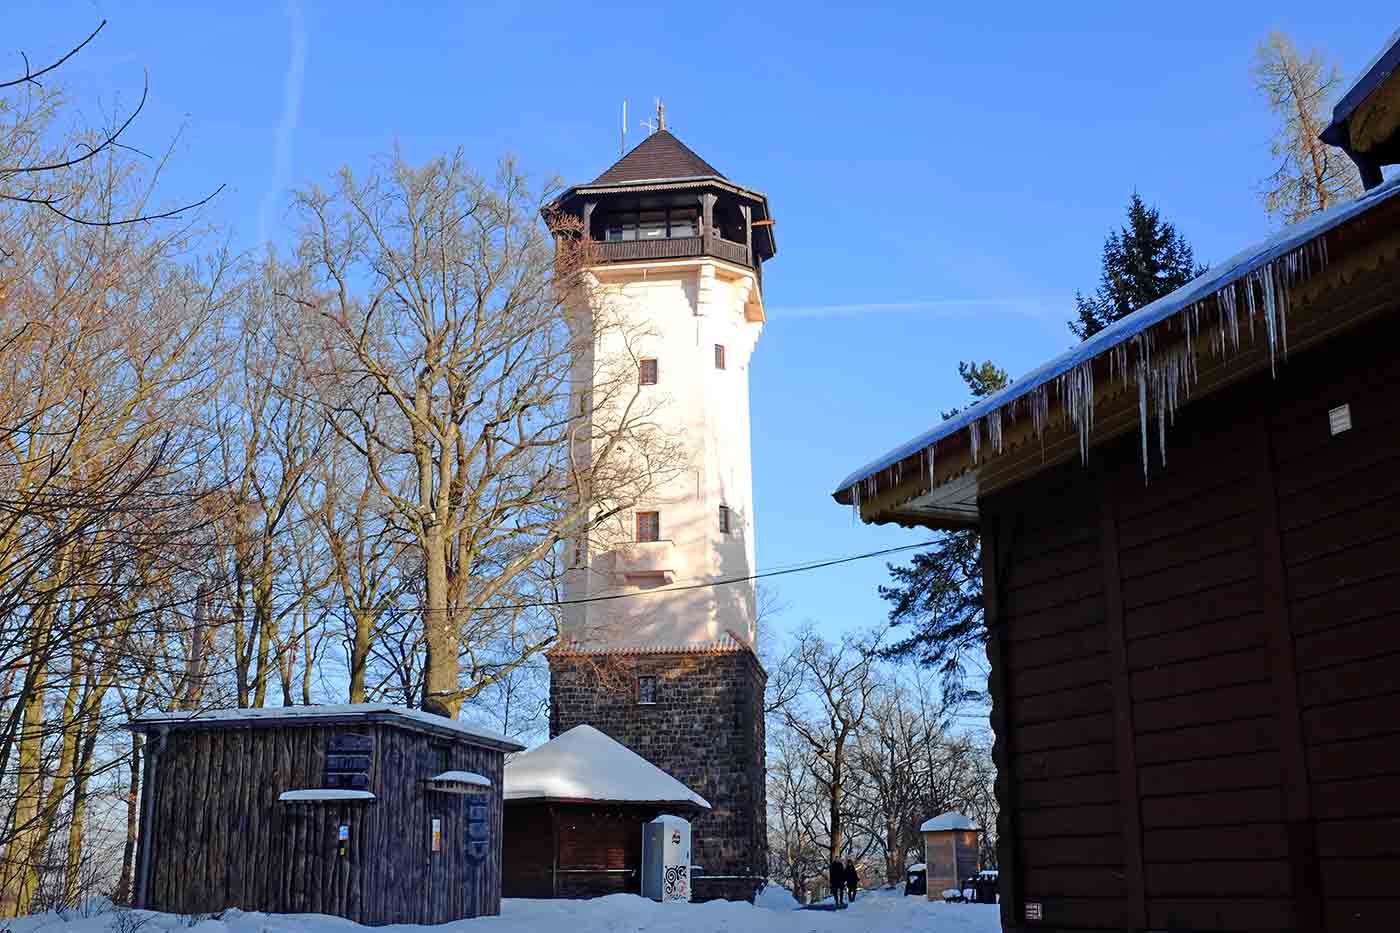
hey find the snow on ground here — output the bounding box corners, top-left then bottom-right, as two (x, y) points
(8, 888), (1001, 933)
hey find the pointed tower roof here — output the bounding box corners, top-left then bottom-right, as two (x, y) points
(592, 129), (724, 185)
(503, 724), (711, 808)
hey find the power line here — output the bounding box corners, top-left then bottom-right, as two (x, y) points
(358, 538), (940, 616)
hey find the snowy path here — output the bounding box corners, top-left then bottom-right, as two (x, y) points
(9, 889), (1001, 933)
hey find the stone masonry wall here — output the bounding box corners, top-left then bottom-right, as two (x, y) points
(549, 649), (767, 902)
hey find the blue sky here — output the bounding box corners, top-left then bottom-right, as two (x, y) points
(10, 1), (1391, 657)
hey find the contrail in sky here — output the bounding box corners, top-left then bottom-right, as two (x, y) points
(258, 0), (307, 246)
(769, 297), (1066, 320)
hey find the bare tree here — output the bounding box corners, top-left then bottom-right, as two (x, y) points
(289, 153), (683, 715)
(772, 628), (880, 864)
(1254, 31), (1363, 223)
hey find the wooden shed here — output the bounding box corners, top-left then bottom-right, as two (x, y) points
(501, 724), (709, 898)
(921, 812), (980, 899)
(128, 704), (523, 925)
(833, 37), (1400, 933)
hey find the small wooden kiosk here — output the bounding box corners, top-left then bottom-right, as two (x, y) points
(501, 724), (709, 898)
(921, 812), (980, 899)
(128, 704), (522, 925)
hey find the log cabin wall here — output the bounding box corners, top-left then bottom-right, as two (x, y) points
(985, 310), (1400, 933)
(135, 719), (505, 925)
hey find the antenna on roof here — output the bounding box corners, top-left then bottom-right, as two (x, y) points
(621, 99), (628, 156)
(641, 97), (666, 135)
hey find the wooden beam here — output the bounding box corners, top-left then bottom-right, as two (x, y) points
(1097, 470), (1147, 931)
(1252, 421), (1325, 933)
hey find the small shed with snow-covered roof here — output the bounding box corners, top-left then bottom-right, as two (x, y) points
(920, 812), (980, 900)
(127, 704), (522, 925)
(501, 724), (709, 898)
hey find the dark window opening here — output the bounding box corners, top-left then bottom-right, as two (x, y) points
(719, 505), (732, 534)
(714, 344), (726, 370)
(605, 207), (699, 242)
(636, 510), (660, 542)
(639, 358), (658, 385)
(638, 676), (658, 705)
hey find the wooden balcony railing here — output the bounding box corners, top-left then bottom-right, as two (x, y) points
(593, 235), (752, 268)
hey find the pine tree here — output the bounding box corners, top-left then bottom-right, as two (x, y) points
(1069, 193), (1205, 341)
(1253, 31), (1363, 223)
(879, 360), (1009, 704)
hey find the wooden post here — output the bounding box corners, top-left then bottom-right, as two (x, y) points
(1253, 423), (1324, 933)
(701, 193), (716, 254)
(740, 203), (752, 266)
(981, 514), (1024, 933)
(550, 806), (559, 898)
(581, 202), (595, 241)
(1097, 469), (1147, 931)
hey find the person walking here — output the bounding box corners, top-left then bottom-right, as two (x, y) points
(829, 859), (845, 908)
(844, 858), (858, 903)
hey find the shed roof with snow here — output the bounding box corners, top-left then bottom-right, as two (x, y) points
(503, 724), (711, 809)
(129, 702), (521, 751)
(832, 173), (1400, 529)
(920, 811), (978, 833)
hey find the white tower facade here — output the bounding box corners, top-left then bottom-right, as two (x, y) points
(562, 256), (764, 650)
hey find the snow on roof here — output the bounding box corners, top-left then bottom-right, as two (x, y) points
(1325, 26), (1400, 140)
(278, 789), (376, 803)
(834, 175), (1400, 497)
(907, 863), (926, 872)
(129, 703), (522, 751)
(429, 770), (492, 787)
(921, 812), (977, 832)
(504, 724), (711, 808)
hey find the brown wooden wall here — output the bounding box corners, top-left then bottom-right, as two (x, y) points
(985, 311), (1400, 933)
(134, 720), (506, 925)
(503, 802), (669, 899)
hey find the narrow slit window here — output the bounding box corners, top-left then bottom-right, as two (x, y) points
(719, 505), (732, 534)
(638, 676), (658, 705)
(715, 344), (726, 370)
(636, 510), (660, 542)
(639, 358), (658, 385)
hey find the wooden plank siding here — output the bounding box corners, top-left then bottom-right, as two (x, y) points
(985, 309), (1400, 932)
(135, 719), (507, 925)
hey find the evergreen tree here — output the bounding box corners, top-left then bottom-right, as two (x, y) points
(1069, 193), (1205, 341)
(878, 360), (1009, 704)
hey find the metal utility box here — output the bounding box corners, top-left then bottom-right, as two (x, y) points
(640, 814), (691, 902)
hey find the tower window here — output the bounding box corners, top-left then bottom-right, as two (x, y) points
(638, 676), (658, 705)
(714, 344), (726, 370)
(605, 208), (698, 242)
(719, 505), (732, 534)
(636, 510), (660, 542)
(639, 358), (658, 385)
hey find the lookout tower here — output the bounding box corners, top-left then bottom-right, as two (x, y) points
(545, 112), (775, 901)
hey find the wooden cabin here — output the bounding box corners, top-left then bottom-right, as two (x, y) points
(501, 724), (709, 898)
(921, 812), (980, 899)
(127, 704), (523, 925)
(833, 31), (1400, 933)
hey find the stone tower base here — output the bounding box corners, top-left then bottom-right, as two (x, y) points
(548, 643), (768, 902)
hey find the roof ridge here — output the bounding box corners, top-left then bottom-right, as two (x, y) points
(591, 129), (724, 186)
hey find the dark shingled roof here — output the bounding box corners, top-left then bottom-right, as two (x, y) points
(592, 130), (724, 185)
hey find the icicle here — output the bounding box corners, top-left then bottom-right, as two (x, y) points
(926, 443), (936, 489)
(988, 409), (1004, 455)
(1136, 354), (1149, 483)
(850, 482), (861, 523)
(969, 419), (982, 464)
